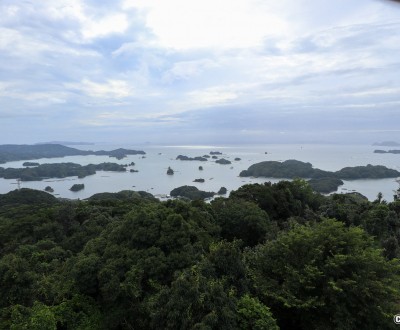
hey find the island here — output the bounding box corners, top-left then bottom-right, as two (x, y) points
(70, 184), (84, 192)
(374, 149), (400, 154)
(176, 155), (208, 161)
(216, 158), (232, 165)
(239, 160), (400, 193)
(0, 162), (126, 181)
(0, 144), (145, 164)
(44, 186), (54, 193)
(167, 167), (174, 175)
(217, 187), (227, 195)
(199, 166), (203, 171)
(170, 185), (215, 200)
(88, 190), (156, 201)
(234, 158), (241, 161)
(239, 160), (400, 180)
(210, 151), (222, 155)
(23, 162), (40, 167)
(193, 178), (205, 183)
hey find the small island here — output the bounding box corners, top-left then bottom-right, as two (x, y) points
(199, 166), (203, 171)
(23, 162), (40, 167)
(234, 158), (241, 161)
(170, 185), (215, 200)
(217, 187), (227, 195)
(216, 158), (232, 165)
(70, 184), (84, 192)
(210, 151), (222, 155)
(176, 155), (208, 161)
(193, 178), (205, 183)
(44, 186), (54, 193)
(167, 167), (174, 175)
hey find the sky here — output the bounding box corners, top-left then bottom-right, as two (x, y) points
(1, 0), (400, 145)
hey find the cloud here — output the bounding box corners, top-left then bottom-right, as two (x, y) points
(66, 79), (133, 99)
(162, 59), (218, 83)
(122, 0), (290, 50)
(0, 0), (399, 144)
(80, 13), (129, 41)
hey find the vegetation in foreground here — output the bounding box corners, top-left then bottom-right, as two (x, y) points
(0, 180), (399, 329)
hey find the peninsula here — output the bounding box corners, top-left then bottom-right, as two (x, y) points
(0, 144), (145, 164)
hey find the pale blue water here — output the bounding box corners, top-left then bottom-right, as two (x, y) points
(0, 144), (399, 201)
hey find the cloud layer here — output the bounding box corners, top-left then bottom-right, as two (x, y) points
(0, 0), (399, 144)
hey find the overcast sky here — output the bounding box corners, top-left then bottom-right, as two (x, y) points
(1, 0), (400, 145)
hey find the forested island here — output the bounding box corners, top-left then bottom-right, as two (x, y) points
(240, 160), (400, 193)
(0, 162), (126, 181)
(170, 185), (215, 200)
(0, 144), (145, 163)
(0, 181), (399, 329)
(176, 155), (208, 161)
(374, 149), (400, 154)
(70, 184), (85, 192)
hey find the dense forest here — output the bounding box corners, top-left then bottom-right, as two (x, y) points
(0, 181), (399, 329)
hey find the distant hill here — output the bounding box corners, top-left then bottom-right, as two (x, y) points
(0, 144), (145, 163)
(0, 188), (58, 206)
(35, 141), (95, 145)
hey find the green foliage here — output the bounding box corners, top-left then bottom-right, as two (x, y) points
(230, 180), (322, 225)
(246, 219), (400, 330)
(0, 188), (57, 207)
(150, 267), (238, 329)
(237, 295), (279, 330)
(212, 198), (276, 246)
(1, 184), (400, 329)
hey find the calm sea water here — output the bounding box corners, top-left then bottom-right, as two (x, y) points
(0, 144), (399, 201)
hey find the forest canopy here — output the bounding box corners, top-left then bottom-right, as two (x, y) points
(0, 181), (399, 329)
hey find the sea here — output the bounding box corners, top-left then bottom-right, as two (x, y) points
(0, 144), (399, 202)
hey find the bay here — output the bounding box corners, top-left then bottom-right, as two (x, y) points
(0, 144), (399, 201)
